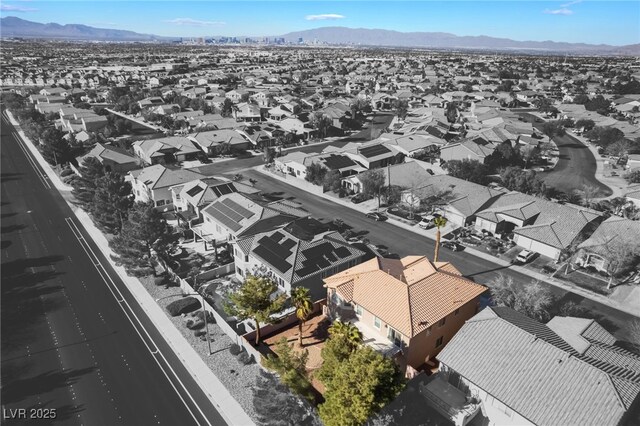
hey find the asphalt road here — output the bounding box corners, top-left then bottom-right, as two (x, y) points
(236, 168), (637, 344)
(518, 113), (612, 196)
(1, 111), (226, 425)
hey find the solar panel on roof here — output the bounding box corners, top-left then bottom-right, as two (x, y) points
(222, 198), (254, 219)
(325, 252), (337, 262)
(252, 245), (291, 273)
(301, 242), (333, 259)
(280, 239), (296, 250)
(211, 183), (236, 197)
(258, 235), (292, 259)
(316, 257), (330, 268)
(334, 246), (351, 259)
(214, 202), (244, 222)
(271, 231), (284, 242)
(206, 205), (242, 232)
(186, 185), (205, 197)
(297, 264), (320, 277)
(360, 144), (391, 158)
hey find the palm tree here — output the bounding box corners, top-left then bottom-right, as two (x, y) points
(433, 216), (448, 262)
(328, 320), (362, 349)
(291, 286), (313, 346)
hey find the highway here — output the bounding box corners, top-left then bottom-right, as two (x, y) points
(238, 168), (637, 343)
(1, 110), (227, 425)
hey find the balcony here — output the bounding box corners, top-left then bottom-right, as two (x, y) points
(419, 375), (480, 426)
(349, 318), (402, 358)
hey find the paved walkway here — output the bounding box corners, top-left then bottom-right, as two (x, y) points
(7, 111), (254, 426)
(256, 165), (640, 318)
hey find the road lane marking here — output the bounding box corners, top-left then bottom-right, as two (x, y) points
(12, 131), (51, 189)
(64, 217), (208, 426)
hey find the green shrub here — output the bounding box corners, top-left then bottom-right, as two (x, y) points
(229, 343), (242, 355)
(60, 168), (75, 177)
(194, 329), (206, 337)
(238, 351), (254, 365)
(154, 275), (167, 286)
(166, 297), (200, 316)
(187, 319), (204, 330)
(195, 310), (215, 324)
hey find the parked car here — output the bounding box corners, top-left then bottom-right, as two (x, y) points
(418, 215), (436, 229)
(351, 193), (371, 204)
(365, 212), (388, 221)
(441, 241), (463, 251)
(513, 249), (536, 264)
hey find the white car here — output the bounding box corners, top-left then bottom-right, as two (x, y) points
(514, 249), (536, 264)
(418, 215), (436, 229)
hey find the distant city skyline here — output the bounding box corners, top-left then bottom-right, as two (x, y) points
(0, 1), (638, 46)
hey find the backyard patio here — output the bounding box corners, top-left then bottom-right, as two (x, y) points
(260, 313), (331, 394)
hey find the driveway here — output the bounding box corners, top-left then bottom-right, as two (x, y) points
(518, 113), (612, 197)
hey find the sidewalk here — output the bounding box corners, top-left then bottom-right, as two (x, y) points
(8, 111), (254, 426)
(256, 165), (640, 318)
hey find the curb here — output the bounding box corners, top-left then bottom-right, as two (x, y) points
(8, 110), (254, 426)
(255, 166), (640, 318)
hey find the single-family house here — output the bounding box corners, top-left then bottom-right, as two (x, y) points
(573, 216), (640, 275)
(324, 255), (486, 372)
(199, 192), (307, 248)
(235, 218), (366, 301)
(74, 143), (139, 175)
(189, 130), (250, 156)
(129, 165), (204, 209)
(437, 307), (640, 426)
(132, 136), (201, 165)
(474, 192), (603, 260)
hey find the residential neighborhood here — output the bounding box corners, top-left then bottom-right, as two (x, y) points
(2, 9), (640, 426)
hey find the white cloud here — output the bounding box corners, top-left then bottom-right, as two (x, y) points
(1, 4), (38, 12)
(305, 14), (345, 21)
(164, 18), (226, 27)
(561, 0), (582, 7)
(543, 8), (574, 15)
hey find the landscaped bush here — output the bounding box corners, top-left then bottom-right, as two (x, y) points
(194, 309), (215, 324)
(60, 168), (75, 177)
(154, 275), (167, 286)
(166, 297), (200, 316)
(194, 329), (206, 337)
(238, 351), (254, 365)
(229, 343), (242, 356)
(542, 265), (556, 274)
(187, 318), (205, 330)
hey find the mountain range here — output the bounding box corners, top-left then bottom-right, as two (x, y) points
(1, 16), (638, 55)
(0, 16), (172, 42)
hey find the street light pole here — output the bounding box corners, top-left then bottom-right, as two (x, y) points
(156, 291), (212, 355)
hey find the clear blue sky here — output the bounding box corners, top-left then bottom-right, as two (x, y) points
(1, 1), (638, 45)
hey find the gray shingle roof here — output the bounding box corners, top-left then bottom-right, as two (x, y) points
(437, 307), (640, 426)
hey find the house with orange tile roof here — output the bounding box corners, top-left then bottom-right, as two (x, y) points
(323, 255), (487, 373)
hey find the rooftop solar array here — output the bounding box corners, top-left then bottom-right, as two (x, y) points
(221, 198), (254, 219)
(252, 234), (294, 273)
(211, 183), (237, 197)
(206, 205), (242, 232)
(186, 185), (205, 197)
(297, 242), (353, 278)
(215, 202), (244, 222)
(323, 154), (356, 170)
(359, 144), (391, 158)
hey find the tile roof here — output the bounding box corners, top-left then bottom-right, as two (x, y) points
(437, 307), (640, 426)
(134, 164), (204, 190)
(324, 256), (486, 337)
(577, 216), (640, 257)
(477, 192), (602, 249)
(80, 143), (137, 165)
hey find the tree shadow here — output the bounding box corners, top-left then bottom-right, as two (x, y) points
(1, 255), (66, 351)
(1, 366), (96, 404)
(1, 240), (12, 250)
(1, 224), (27, 234)
(1, 212), (18, 219)
(0, 172), (23, 182)
(463, 264), (511, 279)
